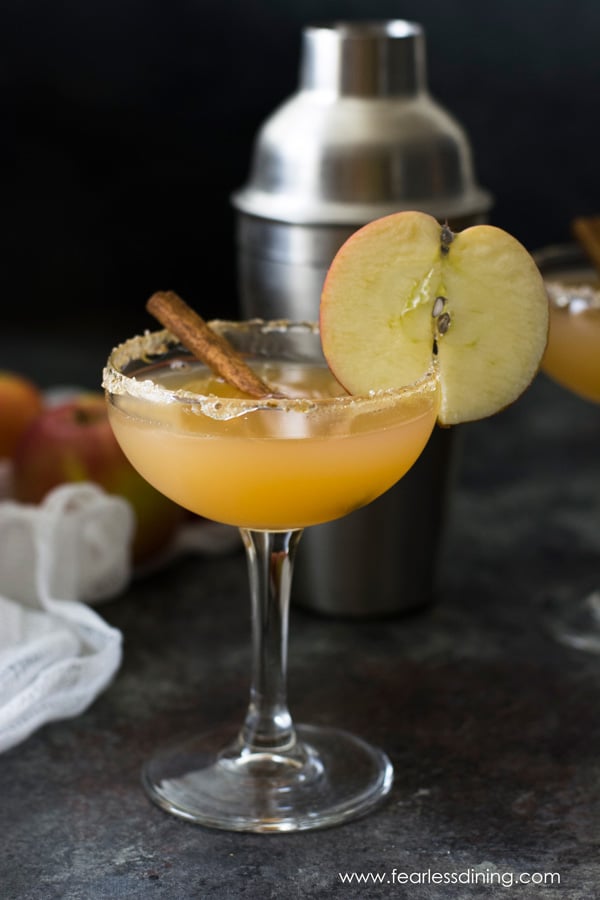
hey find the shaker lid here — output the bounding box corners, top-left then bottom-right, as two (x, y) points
(232, 21), (492, 226)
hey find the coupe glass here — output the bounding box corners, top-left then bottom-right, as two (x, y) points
(542, 281), (600, 652)
(103, 320), (439, 832)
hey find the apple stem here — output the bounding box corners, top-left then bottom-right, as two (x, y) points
(440, 223), (454, 255)
(74, 407), (102, 426)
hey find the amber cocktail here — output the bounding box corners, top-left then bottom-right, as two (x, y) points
(542, 282), (600, 651)
(543, 282), (600, 404)
(104, 320), (439, 832)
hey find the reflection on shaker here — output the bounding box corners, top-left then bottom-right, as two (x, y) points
(232, 20), (492, 617)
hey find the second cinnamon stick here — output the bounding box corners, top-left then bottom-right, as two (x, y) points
(572, 216), (600, 277)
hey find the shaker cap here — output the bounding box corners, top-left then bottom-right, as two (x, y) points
(233, 20), (492, 226)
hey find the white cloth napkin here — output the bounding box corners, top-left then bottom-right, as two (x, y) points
(0, 483), (132, 753)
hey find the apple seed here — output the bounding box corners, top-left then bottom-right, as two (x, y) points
(437, 312), (451, 335)
(432, 296), (447, 318)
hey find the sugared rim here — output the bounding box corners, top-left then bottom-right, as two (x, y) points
(102, 320), (440, 421)
(545, 280), (600, 312)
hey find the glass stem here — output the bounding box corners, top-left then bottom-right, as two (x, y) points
(239, 529), (303, 754)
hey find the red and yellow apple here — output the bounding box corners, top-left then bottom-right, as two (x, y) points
(0, 370), (44, 458)
(12, 392), (186, 564)
(320, 210), (549, 425)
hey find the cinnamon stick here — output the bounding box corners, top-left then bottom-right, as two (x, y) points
(146, 291), (275, 398)
(572, 216), (600, 276)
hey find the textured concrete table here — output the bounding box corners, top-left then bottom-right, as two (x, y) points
(1, 365), (599, 899)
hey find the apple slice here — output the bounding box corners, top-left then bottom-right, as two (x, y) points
(320, 210), (549, 425)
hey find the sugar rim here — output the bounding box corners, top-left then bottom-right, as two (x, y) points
(102, 320), (440, 421)
(545, 279), (600, 312)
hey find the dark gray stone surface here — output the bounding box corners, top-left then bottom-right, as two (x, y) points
(2, 372), (599, 899)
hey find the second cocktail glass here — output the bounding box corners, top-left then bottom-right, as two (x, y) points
(543, 281), (600, 652)
(103, 320), (439, 832)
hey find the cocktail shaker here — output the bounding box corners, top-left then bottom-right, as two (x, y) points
(232, 20), (492, 617)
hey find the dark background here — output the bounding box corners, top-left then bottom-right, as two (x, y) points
(5, 0), (600, 356)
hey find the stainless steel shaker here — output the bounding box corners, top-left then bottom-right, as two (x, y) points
(232, 20), (492, 617)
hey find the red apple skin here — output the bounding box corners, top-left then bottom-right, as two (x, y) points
(0, 371), (44, 459)
(12, 393), (186, 564)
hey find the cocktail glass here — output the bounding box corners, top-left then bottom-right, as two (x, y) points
(542, 281), (600, 651)
(103, 320), (439, 832)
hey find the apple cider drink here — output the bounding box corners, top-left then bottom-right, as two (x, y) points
(107, 332), (439, 531)
(542, 282), (600, 403)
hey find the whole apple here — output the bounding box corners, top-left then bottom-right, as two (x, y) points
(12, 393), (186, 565)
(0, 370), (44, 458)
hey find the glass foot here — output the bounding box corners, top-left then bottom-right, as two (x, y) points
(142, 723), (393, 833)
(550, 589), (600, 653)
